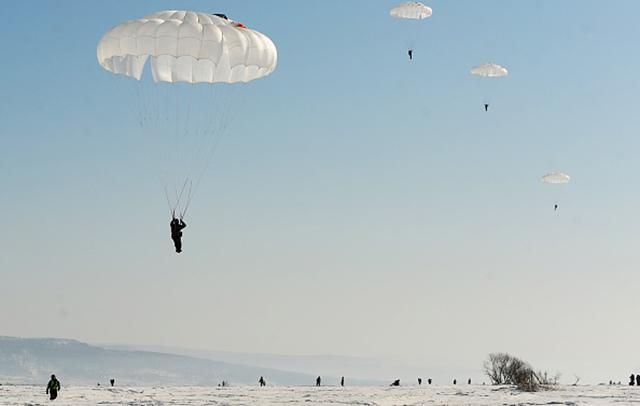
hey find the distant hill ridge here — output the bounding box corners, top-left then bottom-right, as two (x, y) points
(0, 336), (322, 385)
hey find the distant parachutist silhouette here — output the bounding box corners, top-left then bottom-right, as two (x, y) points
(170, 214), (187, 253)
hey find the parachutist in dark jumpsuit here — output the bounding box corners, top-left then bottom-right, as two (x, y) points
(170, 217), (187, 253)
(408, 49), (413, 60)
(484, 103), (489, 112)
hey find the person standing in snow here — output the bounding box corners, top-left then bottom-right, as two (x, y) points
(46, 374), (61, 400)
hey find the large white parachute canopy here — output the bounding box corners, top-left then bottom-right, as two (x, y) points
(470, 63), (508, 78)
(542, 172), (571, 184)
(97, 11), (277, 84)
(390, 2), (433, 20)
(97, 11), (277, 219)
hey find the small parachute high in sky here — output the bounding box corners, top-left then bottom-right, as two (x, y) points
(390, 2), (432, 61)
(390, 1), (433, 19)
(470, 63), (509, 78)
(470, 63), (508, 111)
(97, 11), (278, 220)
(542, 172), (570, 211)
(542, 172), (571, 184)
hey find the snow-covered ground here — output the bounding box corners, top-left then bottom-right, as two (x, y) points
(1, 384), (640, 405)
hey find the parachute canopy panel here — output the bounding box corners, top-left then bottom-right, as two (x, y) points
(471, 63), (508, 78)
(390, 2), (433, 20)
(542, 172), (571, 184)
(97, 10), (278, 84)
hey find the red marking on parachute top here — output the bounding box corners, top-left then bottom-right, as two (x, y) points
(233, 22), (247, 28)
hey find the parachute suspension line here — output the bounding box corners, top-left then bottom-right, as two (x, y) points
(181, 180), (195, 219)
(179, 84), (228, 211)
(183, 84), (193, 158)
(135, 82), (144, 128)
(174, 177), (190, 218)
(174, 87), (181, 175)
(138, 79), (176, 219)
(185, 87), (244, 212)
(150, 87), (174, 219)
(162, 181), (174, 217)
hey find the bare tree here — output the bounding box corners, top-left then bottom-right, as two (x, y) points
(483, 353), (511, 385)
(483, 353), (559, 392)
(536, 370), (561, 386)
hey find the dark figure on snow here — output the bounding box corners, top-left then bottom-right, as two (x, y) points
(390, 379), (400, 386)
(453, 379), (457, 385)
(468, 378), (471, 385)
(484, 103), (489, 112)
(170, 216), (187, 253)
(554, 204), (558, 211)
(408, 49), (413, 61)
(636, 375), (640, 386)
(428, 378), (432, 385)
(110, 379), (115, 387)
(259, 376), (266, 387)
(340, 376), (345, 387)
(46, 374), (61, 400)
(629, 374), (635, 386)
(418, 377), (422, 385)
(316, 376), (321, 386)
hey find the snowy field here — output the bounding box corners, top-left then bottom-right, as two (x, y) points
(2, 384), (640, 406)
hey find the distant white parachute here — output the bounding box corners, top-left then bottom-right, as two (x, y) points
(542, 172), (571, 184)
(97, 11), (277, 219)
(542, 172), (570, 211)
(390, 2), (433, 20)
(470, 63), (508, 78)
(390, 2), (432, 61)
(470, 63), (508, 111)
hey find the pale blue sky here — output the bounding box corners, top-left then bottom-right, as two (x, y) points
(1, 0), (640, 383)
